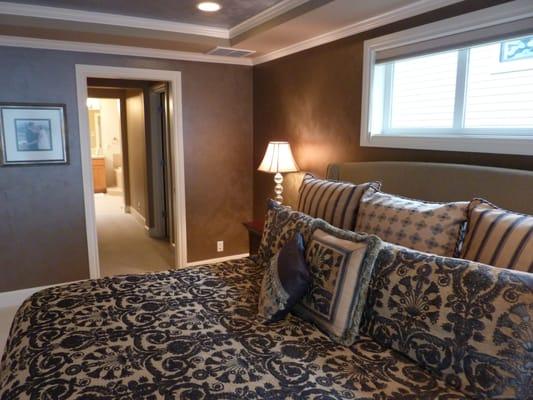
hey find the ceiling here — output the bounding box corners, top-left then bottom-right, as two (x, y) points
(15, 0), (286, 28)
(0, 0), (469, 64)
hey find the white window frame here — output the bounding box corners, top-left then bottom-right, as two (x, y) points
(360, 0), (533, 156)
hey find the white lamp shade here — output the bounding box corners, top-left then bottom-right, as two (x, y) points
(257, 141), (299, 173)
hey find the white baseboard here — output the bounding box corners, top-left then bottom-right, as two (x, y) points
(0, 281), (77, 309)
(0, 254), (250, 309)
(0, 253), (250, 308)
(186, 253), (249, 267)
(129, 207), (147, 226)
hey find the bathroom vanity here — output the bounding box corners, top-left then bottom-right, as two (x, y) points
(92, 157), (107, 193)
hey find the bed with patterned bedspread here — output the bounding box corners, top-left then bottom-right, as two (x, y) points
(0, 257), (465, 399)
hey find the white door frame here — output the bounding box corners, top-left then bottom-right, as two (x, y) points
(75, 65), (188, 279)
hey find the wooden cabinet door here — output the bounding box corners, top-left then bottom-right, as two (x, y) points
(92, 158), (107, 193)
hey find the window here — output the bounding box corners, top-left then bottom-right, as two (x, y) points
(465, 38), (533, 129)
(361, 2), (533, 155)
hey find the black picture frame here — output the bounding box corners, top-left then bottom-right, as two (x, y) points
(0, 103), (68, 166)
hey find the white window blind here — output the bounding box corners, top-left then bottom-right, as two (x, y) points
(361, 1), (533, 155)
(371, 34), (533, 136)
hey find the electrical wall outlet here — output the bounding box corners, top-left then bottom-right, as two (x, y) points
(217, 241), (224, 252)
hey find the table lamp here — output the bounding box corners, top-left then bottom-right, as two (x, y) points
(258, 141), (299, 204)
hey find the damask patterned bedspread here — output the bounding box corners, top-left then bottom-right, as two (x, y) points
(0, 258), (465, 399)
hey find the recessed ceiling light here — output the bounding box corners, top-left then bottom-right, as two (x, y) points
(197, 2), (221, 12)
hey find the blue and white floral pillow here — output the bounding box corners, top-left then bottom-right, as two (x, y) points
(362, 242), (533, 398)
(255, 199), (316, 268)
(293, 220), (382, 346)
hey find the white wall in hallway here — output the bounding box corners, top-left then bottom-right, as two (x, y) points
(99, 98), (122, 187)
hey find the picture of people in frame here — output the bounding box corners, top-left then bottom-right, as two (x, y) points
(14, 119), (53, 151)
(0, 104), (67, 165)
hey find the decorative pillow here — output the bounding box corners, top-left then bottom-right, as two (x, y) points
(355, 189), (468, 257)
(256, 199), (316, 267)
(461, 198), (532, 273)
(361, 243), (533, 399)
(297, 173), (381, 231)
(257, 233), (311, 322)
(293, 220), (382, 346)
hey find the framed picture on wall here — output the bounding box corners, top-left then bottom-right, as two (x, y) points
(0, 103), (68, 165)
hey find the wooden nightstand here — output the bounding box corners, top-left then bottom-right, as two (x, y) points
(243, 220), (264, 256)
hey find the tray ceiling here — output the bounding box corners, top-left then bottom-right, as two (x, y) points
(13, 0), (286, 28)
(0, 0), (473, 64)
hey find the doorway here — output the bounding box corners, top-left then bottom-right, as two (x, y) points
(87, 86), (176, 276)
(87, 96), (124, 200)
(76, 66), (188, 279)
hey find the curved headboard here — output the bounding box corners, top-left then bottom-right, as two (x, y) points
(325, 162), (533, 215)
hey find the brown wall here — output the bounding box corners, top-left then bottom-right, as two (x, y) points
(125, 89), (149, 221)
(184, 62), (253, 261)
(253, 0), (533, 220)
(0, 47), (252, 292)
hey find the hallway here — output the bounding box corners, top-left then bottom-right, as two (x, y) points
(95, 193), (174, 277)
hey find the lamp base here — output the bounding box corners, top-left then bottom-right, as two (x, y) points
(274, 172), (283, 204)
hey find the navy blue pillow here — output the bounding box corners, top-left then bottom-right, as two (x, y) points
(257, 233), (311, 322)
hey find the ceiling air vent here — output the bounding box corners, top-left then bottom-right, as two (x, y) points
(207, 46), (255, 58)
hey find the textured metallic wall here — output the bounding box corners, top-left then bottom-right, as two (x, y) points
(252, 0), (531, 220)
(0, 47), (253, 292)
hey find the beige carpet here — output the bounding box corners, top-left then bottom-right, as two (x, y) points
(95, 193), (174, 277)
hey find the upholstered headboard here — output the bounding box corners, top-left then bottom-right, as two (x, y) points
(283, 162), (533, 215)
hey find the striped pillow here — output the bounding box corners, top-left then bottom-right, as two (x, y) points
(297, 174), (380, 231)
(461, 199), (532, 272)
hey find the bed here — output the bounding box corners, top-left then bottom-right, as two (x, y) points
(0, 259), (462, 399)
(1, 161), (532, 399)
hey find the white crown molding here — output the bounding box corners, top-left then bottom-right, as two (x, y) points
(0, 0), (313, 40)
(0, 35), (253, 66)
(0, 0), (513, 68)
(229, 0), (310, 38)
(252, 0), (464, 64)
(0, 1), (230, 39)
